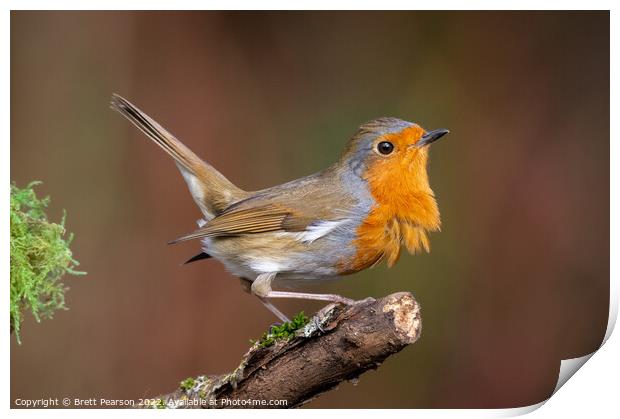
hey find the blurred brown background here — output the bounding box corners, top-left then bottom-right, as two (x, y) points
(10, 11), (609, 408)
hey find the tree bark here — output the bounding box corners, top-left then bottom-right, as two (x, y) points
(142, 292), (422, 409)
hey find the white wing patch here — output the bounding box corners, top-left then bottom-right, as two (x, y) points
(250, 260), (287, 273)
(295, 219), (349, 244)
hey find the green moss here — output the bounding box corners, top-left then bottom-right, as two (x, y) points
(10, 181), (85, 343)
(179, 377), (196, 392)
(253, 311), (310, 348)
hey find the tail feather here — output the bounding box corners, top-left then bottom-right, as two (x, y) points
(111, 94), (247, 219)
(183, 251), (212, 265)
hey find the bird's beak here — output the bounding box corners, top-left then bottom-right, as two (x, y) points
(415, 128), (450, 148)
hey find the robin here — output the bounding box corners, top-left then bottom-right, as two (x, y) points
(111, 94), (448, 322)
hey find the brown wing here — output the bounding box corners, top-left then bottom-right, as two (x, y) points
(168, 204), (312, 244)
(168, 171), (358, 244)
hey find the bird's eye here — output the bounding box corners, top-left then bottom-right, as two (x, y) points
(377, 141), (394, 155)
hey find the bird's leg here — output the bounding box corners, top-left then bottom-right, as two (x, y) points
(257, 296), (290, 323)
(267, 291), (356, 304)
(240, 276), (290, 322)
(251, 272), (356, 305)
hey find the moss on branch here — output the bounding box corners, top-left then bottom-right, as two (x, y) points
(10, 181), (85, 343)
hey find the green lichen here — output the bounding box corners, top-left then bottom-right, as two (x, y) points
(252, 311), (310, 348)
(10, 181), (85, 343)
(179, 377), (196, 392)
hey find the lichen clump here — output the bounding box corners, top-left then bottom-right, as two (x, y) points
(10, 182), (85, 343)
(253, 311), (310, 348)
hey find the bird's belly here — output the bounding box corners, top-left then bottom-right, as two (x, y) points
(202, 232), (356, 281)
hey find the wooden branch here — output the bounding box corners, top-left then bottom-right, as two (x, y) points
(143, 292), (422, 409)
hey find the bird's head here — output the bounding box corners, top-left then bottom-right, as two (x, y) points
(339, 118), (448, 198)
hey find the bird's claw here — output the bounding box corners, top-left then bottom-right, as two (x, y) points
(312, 316), (326, 334)
(353, 296), (376, 305)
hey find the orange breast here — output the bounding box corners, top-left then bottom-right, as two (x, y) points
(342, 197), (438, 273)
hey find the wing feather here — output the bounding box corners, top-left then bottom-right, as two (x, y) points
(168, 173), (358, 244)
(168, 204), (301, 244)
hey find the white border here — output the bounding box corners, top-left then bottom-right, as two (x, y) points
(3, 2), (616, 418)
(2, 0), (617, 11)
